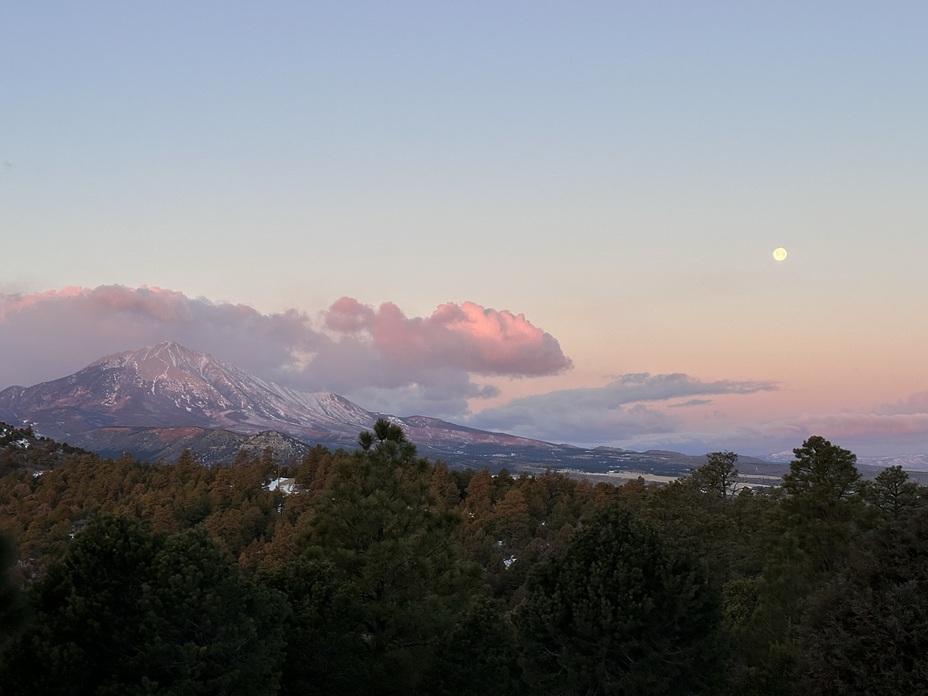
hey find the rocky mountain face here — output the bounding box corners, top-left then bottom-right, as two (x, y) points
(0, 342), (374, 442)
(62, 426), (318, 467)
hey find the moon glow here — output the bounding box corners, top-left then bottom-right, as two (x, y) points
(773, 247), (788, 261)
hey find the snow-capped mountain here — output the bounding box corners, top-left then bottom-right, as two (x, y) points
(858, 454), (928, 472)
(0, 341), (376, 441)
(767, 448), (928, 471)
(0, 341), (562, 462)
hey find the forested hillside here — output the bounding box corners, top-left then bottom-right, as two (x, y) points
(0, 420), (926, 694)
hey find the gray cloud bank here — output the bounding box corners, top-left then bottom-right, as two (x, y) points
(464, 378), (928, 458)
(464, 373), (779, 447)
(0, 285), (571, 418)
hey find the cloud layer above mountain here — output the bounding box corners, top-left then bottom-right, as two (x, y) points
(4, 285), (928, 457)
(0, 285), (570, 417)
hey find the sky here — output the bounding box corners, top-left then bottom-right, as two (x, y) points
(2, 2), (928, 458)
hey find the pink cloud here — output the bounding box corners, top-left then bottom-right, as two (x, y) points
(324, 296), (375, 332)
(322, 297), (573, 376)
(0, 286), (85, 319)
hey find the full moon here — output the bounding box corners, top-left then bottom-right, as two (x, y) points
(773, 247), (788, 261)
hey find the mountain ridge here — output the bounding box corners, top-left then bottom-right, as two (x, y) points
(0, 341), (578, 464)
(0, 342), (782, 476)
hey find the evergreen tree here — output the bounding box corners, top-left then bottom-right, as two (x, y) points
(0, 533), (27, 661)
(296, 420), (488, 694)
(860, 465), (921, 523)
(263, 555), (360, 696)
(0, 516), (287, 695)
(432, 595), (521, 696)
(515, 504), (724, 695)
(691, 451), (740, 500)
(782, 435), (860, 522)
(797, 506), (928, 694)
(776, 436), (863, 579)
(735, 437), (864, 694)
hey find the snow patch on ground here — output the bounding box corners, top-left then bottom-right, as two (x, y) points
(266, 477), (296, 495)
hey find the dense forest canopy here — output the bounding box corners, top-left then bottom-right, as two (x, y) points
(1, 419), (927, 694)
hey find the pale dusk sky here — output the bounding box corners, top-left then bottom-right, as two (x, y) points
(2, 2), (927, 457)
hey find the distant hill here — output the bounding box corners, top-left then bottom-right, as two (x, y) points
(0, 421), (96, 473)
(63, 426), (318, 467)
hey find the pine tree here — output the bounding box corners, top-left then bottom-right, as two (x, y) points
(690, 451), (740, 500)
(736, 437), (865, 694)
(0, 533), (27, 660)
(860, 465), (921, 523)
(295, 420), (487, 694)
(515, 503), (724, 695)
(797, 506), (928, 694)
(0, 516), (287, 695)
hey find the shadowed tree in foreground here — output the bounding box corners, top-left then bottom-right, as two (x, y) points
(0, 516), (287, 695)
(515, 503), (725, 695)
(798, 505), (928, 694)
(280, 418), (513, 695)
(0, 533), (27, 660)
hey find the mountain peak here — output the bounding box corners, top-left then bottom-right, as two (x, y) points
(128, 341), (212, 368)
(143, 340), (190, 356)
(83, 341), (219, 384)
